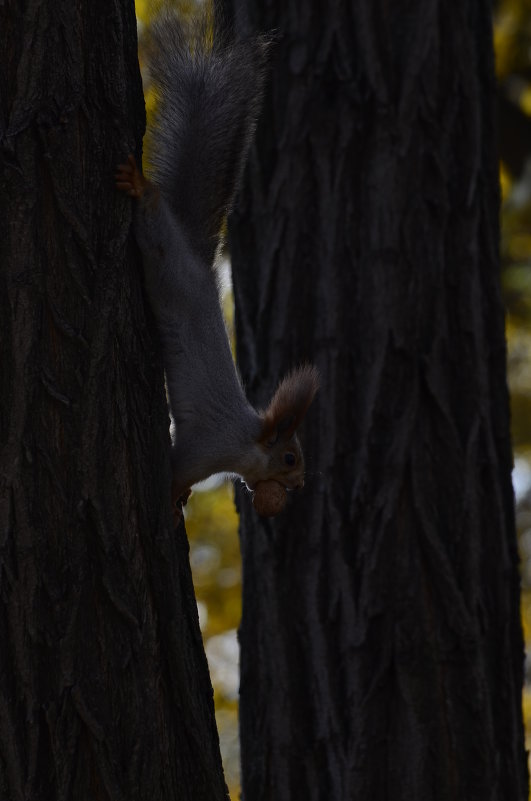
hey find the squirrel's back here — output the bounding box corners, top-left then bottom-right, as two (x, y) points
(147, 11), (270, 265)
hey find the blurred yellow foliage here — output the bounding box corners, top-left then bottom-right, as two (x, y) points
(495, 0), (531, 78)
(500, 162), (512, 203)
(522, 596), (531, 776)
(135, 0), (197, 26)
(521, 86), (531, 116)
(496, 5), (531, 789)
(185, 483), (242, 797)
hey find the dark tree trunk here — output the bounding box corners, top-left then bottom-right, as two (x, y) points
(0, 2), (227, 800)
(228, 2), (528, 800)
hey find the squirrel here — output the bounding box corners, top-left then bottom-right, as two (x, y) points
(115, 11), (319, 514)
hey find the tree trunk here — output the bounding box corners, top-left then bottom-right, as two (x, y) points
(0, 2), (227, 799)
(228, 2), (528, 799)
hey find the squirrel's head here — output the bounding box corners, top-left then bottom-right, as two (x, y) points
(254, 365), (319, 490)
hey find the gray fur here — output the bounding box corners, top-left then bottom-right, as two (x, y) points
(148, 10), (270, 264)
(130, 13), (317, 498)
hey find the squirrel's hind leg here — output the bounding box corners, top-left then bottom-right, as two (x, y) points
(115, 155), (150, 198)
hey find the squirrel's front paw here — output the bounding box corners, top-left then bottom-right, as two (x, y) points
(115, 154), (148, 198)
(171, 479), (192, 528)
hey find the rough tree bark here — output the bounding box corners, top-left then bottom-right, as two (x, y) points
(227, 2), (528, 800)
(0, 2), (227, 799)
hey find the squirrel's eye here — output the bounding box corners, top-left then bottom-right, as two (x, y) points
(284, 452), (296, 467)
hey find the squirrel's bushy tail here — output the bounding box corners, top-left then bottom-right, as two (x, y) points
(147, 10), (270, 264)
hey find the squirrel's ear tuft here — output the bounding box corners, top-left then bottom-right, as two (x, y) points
(259, 364), (319, 445)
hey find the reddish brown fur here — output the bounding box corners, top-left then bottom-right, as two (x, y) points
(259, 365), (319, 444)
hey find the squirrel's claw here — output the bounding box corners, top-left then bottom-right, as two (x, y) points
(115, 154), (148, 198)
(171, 480), (192, 528)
